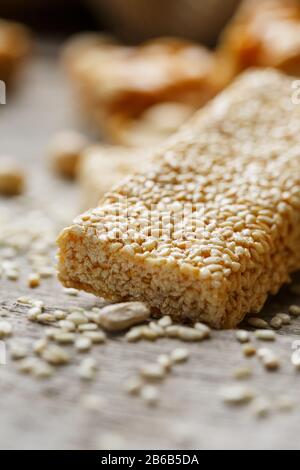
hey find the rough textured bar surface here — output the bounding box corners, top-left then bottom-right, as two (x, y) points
(58, 70), (300, 329)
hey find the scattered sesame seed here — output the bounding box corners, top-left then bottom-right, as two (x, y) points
(194, 322), (211, 338)
(63, 287), (78, 296)
(123, 377), (143, 395)
(67, 312), (87, 325)
(58, 320), (76, 332)
(17, 357), (39, 374)
(258, 349), (280, 371)
(141, 326), (158, 341)
(220, 385), (255, 405)
(33, 338), (48, 355)
(96, 302), (150, 331)
(32, 360), (54, 379)
(54, 310), (67, 320)
(165, 325), (181, 338)
(247, 317), (269, 329)
(158, 315), (172, 328)
(254, 330), (276, 341)
(75, 336), (92, 352)
(27, 306), (42, 321)
(233, 366), (252, 380)
(252, 397), (271, 418)
(242, 343), (256, 357)
(78, 357), (98, 380)
(125, 326), (143, 342)
(27, 273), (41, 288)
(41, 345), (70, 365)
(170, 347), (189, 364)
(288, 305), (300, 316)
(9, 341), (28, 360)
(0, 320), (13, 338)
(291, 349), (300, 369)
(157, 354), (172, 370)
(275, 313), (291, 325)
(141, 385), (159, 406)
(269, 316), (283, 330)
(37, 313), (56, 323)
(177, 326), (206, 342)
(54, 332), (76, 344)
(140, 363), (166, 381)
(78, 322), (98, 332)
(235, 330), (250, 343)
(83, 330), (106, 344)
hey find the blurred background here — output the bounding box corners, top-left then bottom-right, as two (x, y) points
(0, 0), (241, 45)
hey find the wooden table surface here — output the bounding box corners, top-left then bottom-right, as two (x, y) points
(1, 40), (300, 450)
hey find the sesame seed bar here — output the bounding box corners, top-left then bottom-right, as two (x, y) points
(0, 19), (31, 87)
(217, 0), (300, 81)
(58, 69), (300, 329)
(79, 145), (150, 209)
(63, 35), (219, 146)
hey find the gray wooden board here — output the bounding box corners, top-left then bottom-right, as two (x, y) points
(0, 40), (300, 450)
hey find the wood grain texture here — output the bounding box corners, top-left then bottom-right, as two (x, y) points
(0, 40), (300, 450)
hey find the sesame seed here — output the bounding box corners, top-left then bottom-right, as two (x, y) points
(78, 357), (98, 380)
(58, 320), (76, 332)
(75, 336), (92, 352)
(123, 377), (143, 395)
(291, 349), (300, 369)
(54, 310), (67, 320)
(17, 357), (39, 374)
(27, 273), (40, 288)
(37, 313), (56, 323)
(82, 331), (106, 343)
(170, 348), (189, 363)
(220, 385), (255, 405)
(235, 330), (250, 343)
(125, 326), (143, 342)
(63, 287), (78, 296)
(157, 354), (172, 370)
(254, 330), (276, 341)
(27, 306), (42, 321)
(54, 332), (76, 344)
(41, 345), (70, 365)
(258, 349), (280, 371)
(78, 322), (98, 332)
(242, 343), (256, 357)
(275, 313), (291, 325)
(139, 363), (166, 381)
(269, 316), (282, 330)
(233, 366), (252, 380)
(33, 338), (48, 355)
(252, 397), (271, 418)
(32, 361), (54, 379)
(0, 320), (13, 338)
(194, 322), (211, 338)
(288, 305), (300, 316)
(67, 312), (87, 325)
(247, 317), (269, 329)
(177, 326), (207, 342)
(96, 301), (150, 331)
(141, 326), (158, 341)
(158, 315), (172, 328)
(165, 325), (181, 338)
(141, 385), (159, 406)
(9, 341), (28, 360)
